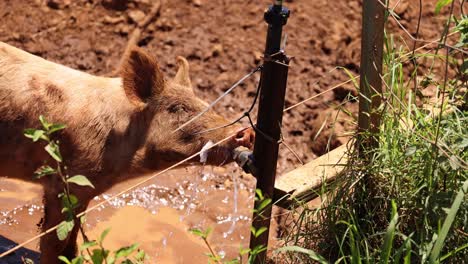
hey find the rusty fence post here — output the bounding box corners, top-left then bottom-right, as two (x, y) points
(248, 1), (290, 263)
(357, 0), (385, 155)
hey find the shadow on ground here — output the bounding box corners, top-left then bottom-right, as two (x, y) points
(0, 235), (40, 264)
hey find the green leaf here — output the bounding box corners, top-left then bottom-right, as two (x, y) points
(339, 66), (360, 89)
(91, 249), (106, 264)
(80, 240), (98, 251)
(106, 255), (116, 264)
(58, 256), (72, 264)
(250, 245), (267, 255)
(39, 115), (52, 130)
(255, 189), (264, 200)
(45, 142), (63, 162)
(250, 226), (256, 236)
(239, 246), (250, 256)
(115, 243), (139, 259)
(429, 180), (468, 263)
(380, 200), (399, 264)
(256, 198), (272, 212)
(49, 123), (67, 134)
(134, 250), (146, 261)
(248, 245), (267, 263)
(57, 219), (75, 241)
(33, 165), (56, 179)
(435, 0), (452, 15)
(67, 175), (95, 189)
(455, 15), (468, 48)
(254, 227), (268, 238)
(276, 246), (329, 264)
(404, 237), (412, 264)
(189, 227), (211, 239)
(61, 194), (79, 211)
(189, 228), (204, 238)
(203, 227), (212, 238)
(394, 235), (413, 264)
(24, 128), (46, 142)
(99, 228), (111, 243)
(71, 257), (84, 264)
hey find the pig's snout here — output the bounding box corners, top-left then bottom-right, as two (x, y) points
(233, 128), (255, 149)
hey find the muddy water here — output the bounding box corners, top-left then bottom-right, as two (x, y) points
(0, 165), (256, 263)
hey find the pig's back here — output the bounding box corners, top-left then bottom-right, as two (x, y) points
(0, 41), (131, 180)
(0, 41), (116, 94)
(0, 41), (129, 126)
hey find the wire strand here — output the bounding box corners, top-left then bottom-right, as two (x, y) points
(173, 65), (262, 133)
(194, 73), (263, 136)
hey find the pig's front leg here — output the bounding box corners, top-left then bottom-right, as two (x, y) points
(40, 185), (70, 264)
(61, 198), (91, 259)
(40, 183), (93, 264)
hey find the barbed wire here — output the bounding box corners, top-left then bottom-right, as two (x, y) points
(377, 0), (467, 55)
(194, 71), (264, 136)
(173, 65), (263, 133)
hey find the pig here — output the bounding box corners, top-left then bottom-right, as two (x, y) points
(0, 41), (254, 263)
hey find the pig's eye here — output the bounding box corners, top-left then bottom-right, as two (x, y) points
(168, 104), (188, 113)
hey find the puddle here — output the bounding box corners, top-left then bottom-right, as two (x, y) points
(0, 165), (256, 263)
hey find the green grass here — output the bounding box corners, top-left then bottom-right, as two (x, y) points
(277, 10), (467, 264)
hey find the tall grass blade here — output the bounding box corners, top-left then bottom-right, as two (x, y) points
(349, 224), (362, 264)
(429, 180), (468, 263)
(440, 243), (468, 262)
(380, 200), (398, 264)
(277, 246), (329, 264)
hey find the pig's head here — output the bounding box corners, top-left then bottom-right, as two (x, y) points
(121, 47), (255, 169)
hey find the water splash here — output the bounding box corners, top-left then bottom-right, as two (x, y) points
(0, 204), (43, 226)
(223, 172), (239, 238)
(92, 183), (194, 213)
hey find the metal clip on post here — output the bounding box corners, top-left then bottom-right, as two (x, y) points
(233, 147), (258, 176)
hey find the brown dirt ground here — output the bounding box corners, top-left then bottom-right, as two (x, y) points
(0, 0), (458, 263)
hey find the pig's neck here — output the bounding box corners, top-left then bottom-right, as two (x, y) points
(56, 77), (155, 176)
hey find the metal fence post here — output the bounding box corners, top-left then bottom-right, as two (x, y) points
(357, 0), (385, 154)
(249, 1), (290, 263)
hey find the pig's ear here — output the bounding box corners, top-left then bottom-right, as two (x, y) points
(173, 56), (192, 89)
(121, 48), (165, 107)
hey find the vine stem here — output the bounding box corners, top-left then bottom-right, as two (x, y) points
(202, 237), (221, 264)
(410, 0), (423, 94)
(53, 139), (95, 262)
(431, 0), (456, 192)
